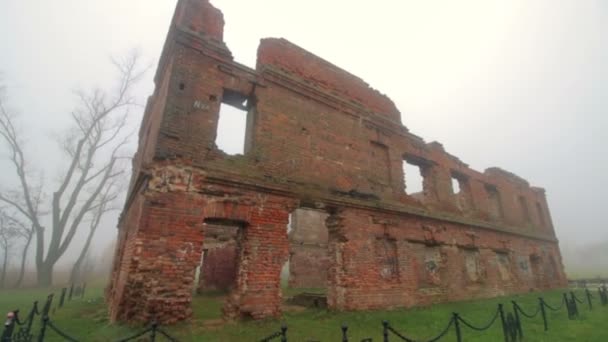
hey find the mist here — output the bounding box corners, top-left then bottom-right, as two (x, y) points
(0, 0), (606, 284)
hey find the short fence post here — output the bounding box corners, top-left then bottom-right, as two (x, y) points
(341, 323), (348, 342)
(81, 283), (86, 298)
(511, 301), (523, 340)
(563, 293), (572, 319)
(59, 288), (67, 308)
(382, 321), (389, 342)
(280, 323), (287, 342)
(37, 316), (49, 342)
(68, 284), (74, 301)
(150, 322), (157, 342)
(453, 313), (462, 342)
(498, 304), (509, 342)
(585, 288), (593, 311)
(41, 294), (54, 318)
(26, 302), (37, 334)
(569, 291), (578, 317)
(539, 298), (548, 332)
(1, 311), (16, 342)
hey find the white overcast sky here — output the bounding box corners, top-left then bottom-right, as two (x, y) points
(1, 1), (607, 269)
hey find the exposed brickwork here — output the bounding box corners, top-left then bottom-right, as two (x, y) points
(107, 0), (567, 323)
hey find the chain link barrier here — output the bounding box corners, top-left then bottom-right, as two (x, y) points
(2, 283), (179, 342)
(3, 287), (608, 342)
(457, 308), (500, 331)
(258, 324), (287, 342)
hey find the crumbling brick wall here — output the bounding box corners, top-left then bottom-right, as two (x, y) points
(106, 0), (567, 324)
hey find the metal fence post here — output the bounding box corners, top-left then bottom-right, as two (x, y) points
(382, 321), (389, 342)
(341, 323), (348, 342)
(68, 284), (74, 301)
(41, 294), (54, 318)
(511, 301), (523, 340)
(585, 288), (593, 311)
(498, 304), (509, 342)
(563, 293), (573, 319)
(37, 316), (49, 342)
(59, 288), (67, 308)
(600, 286), (608, 306)
(453, 313), (462, 342)
(25, 302), (37, 335)
(539, 298), (548, 332)
(569, 291), (578, 318)
(150, 322), (157, 342)
(280, 323), (287, 342)
(1, 311), (16, 342)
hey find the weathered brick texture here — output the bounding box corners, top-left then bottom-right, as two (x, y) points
(107, 0), (567, 323)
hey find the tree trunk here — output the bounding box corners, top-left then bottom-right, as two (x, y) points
(70, 227), (96, 284)
(37, 262), (53, 287)
(1, 246), (7, 288)
(69, 259), (83, 285)
(14, 231), (33, 288)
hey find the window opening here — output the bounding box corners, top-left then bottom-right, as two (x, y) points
(215, 89), (251, 155)
(451, 176), (461, 194)
(403, 161), (424, 196)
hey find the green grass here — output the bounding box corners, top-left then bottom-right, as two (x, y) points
(1, 287), (607, 341)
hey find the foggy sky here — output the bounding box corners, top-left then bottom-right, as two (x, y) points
(1, 1), (606, 270)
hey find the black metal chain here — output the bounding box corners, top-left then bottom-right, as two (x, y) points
(386, 325), (418, 342)
(383, 318), (455, 342)
(512, 302), (540, 319)
(114, 327), (154, 342)
(571, 292), (585, 304)
(157, 327), (180, 342)
(457, 308), (500, 331)
(46, 320), (81, 342)
(258, 325), (287, 342)
(543, 296), (565, 312)
(426, 318), (456, 342)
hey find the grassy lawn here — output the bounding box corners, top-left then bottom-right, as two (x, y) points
(1, 286), (607, 341)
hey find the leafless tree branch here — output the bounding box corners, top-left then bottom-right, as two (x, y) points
(0, 50), (145, 286)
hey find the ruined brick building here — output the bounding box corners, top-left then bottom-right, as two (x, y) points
(106, 0), (567, 323)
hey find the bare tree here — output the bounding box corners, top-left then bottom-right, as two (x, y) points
(0, 211), (23, 288)
(69, 175), (122, 284)
(4, 214), (34, 287)
(0, 51), (146, 286)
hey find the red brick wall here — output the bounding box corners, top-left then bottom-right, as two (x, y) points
(107, 0), (567, 324)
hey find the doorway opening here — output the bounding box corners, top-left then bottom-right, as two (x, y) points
(194, 218), (246, 320)
(282, 208), (330, 308)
